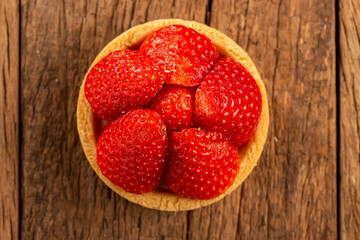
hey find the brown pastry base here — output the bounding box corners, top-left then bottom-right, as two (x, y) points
(77, 19), (269, 211)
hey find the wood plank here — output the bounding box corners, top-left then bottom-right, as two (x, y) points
(0, 0), (19, 239)
(339, 0), (360, 239)
(187, 0), (337, 239)
(20, 0), (207, 239)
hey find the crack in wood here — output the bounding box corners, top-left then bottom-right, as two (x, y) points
(205, 0), (212, 25)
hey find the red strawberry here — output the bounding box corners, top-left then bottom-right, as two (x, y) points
(85, 50), (165, 121)
(165, 128), (240, 199)
(139, 25), (220, 87)
(149, 85), (196, 134)
(194, 57), (262, 147)
(97, 109), (168, 194)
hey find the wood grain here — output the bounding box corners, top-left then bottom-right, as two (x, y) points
(0, 0), (19, 239)
(187, 0), (337, 239)
(339, 0), (360, 239)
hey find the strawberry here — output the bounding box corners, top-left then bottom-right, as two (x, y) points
(194, 57), (262, 147)
(139, 25), (220, 87)
(165, 128), (240, 199)
(96, 109), (168, 194)
(85, 50), (165, 121)
(149, 84), (196, 134)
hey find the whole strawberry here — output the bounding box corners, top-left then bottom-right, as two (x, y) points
(194, 57), (262, 147)
(149, 85), (196, 133)
(140, 25), (220, 87)
(97, 109), (168, 194)
(85, 50), (165, 121)
(165, 128), (240, 199)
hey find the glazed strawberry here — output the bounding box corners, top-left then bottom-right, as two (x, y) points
(140, 25), (220, 87)
(165, 128), (240, 199)
(97, 109), (168, 194)
(194, 57), (262, 147)
(85, 50), (165, 121)
(149, 85), (196, 133)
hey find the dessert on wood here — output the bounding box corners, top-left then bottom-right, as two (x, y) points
(77, 19), (269, 211)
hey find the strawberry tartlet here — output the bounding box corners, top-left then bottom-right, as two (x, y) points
(77, 19), (269, 211)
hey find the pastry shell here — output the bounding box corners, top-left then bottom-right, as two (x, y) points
(77, 19), (269, 211)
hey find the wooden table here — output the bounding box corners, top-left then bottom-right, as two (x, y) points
(1, 0), (359, 239)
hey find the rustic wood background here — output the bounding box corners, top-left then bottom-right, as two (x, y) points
(1, 0), (359, 239)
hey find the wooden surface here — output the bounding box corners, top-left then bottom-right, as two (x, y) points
(339, 0), (360, 239)
(0, 0), (19, 239)
(0, 0), (358, 239)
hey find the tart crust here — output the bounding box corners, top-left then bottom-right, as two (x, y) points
(77, 19), (269, 211)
